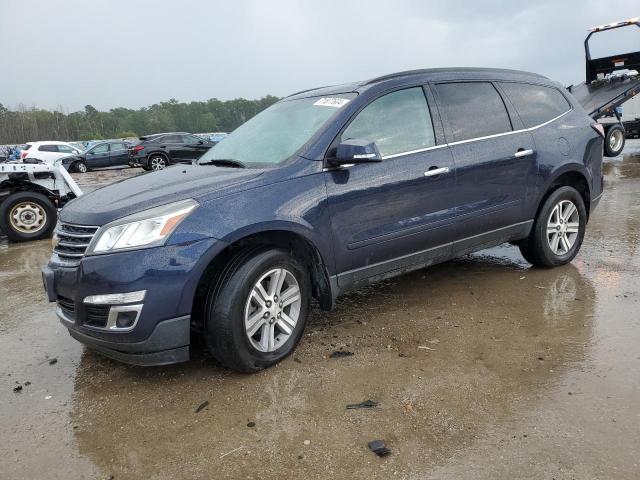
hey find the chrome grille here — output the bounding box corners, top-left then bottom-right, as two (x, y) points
(53, 223), (99, 264)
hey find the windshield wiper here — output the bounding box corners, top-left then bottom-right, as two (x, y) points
(198, 158), (246, 168)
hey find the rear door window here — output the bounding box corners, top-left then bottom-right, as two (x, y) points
(434, 82), (512, 142)
(499, 82), (571, 128)
(38, 144), (59, 152)
(341, 87), (436, 158)
(162, 135), (183, 143)
(110, 142), (127, 152)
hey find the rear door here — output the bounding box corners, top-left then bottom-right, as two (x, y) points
(36, 144), (60, 163)
(432, 81), (536, 251)
(324, 86), (457, 289)
(108, 142), (129, 166)
(160, 134), (187, 162)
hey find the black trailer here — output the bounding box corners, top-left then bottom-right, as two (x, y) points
(567, 16), (640, 157)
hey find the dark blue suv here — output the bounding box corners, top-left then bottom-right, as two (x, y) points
(42, 68), (604, 372)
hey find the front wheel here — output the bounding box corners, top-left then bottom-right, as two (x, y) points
(604, 124), (625, 157)
(72, 161), (88, 173)
(205, 249), (310, 372)
(519, 186), (587, 268)
(0, 191), (57, 242)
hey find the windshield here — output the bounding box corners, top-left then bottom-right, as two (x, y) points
(198, 94), (356, 167)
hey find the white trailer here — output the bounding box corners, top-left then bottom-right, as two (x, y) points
(0, 160), (82, 242)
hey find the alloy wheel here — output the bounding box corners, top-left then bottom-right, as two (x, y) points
(150, 157), (166, 170)
(244, 268), (302, 352)
(546, 200), (579, 255)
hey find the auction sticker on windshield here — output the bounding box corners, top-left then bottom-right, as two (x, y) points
(313, 97), (351, 108)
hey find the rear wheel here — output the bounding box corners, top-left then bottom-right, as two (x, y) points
(604, 124), (625, 157)
(519, 186), (586, 268)
(205, 248), (310, 372)
(148, 155), (168, 171)
(0, 191), (57, 242)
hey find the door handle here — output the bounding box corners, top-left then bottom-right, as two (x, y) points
(514, 149), (535, 158)
(424, 166), (449, 177)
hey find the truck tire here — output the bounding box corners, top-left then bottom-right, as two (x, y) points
(0, 191), (57, 242)
(604, 124), (625, 157)
(518, 186), (586, 268)
(205, 248), (310, 372)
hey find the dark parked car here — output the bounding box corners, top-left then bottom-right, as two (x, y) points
(43, 68), (604, 372)
(128, 132), (214, 171)
(62, 141), (131, 173)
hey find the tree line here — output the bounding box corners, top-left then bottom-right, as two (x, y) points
(0, 96), (280, 145)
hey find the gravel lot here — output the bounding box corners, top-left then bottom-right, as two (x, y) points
(1, 143), (639, 479)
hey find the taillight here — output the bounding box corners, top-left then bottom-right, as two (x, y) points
(21, 151), (28, 159)
(591, 123), (605, 138)
(132, 145), (145, 152)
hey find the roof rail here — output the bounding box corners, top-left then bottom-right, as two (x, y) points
(285, 85), (331, 98)
(363, 67), (547, 86)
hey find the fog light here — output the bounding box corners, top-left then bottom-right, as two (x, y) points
(84, 290), (146, 305)
(115, 311), (137, 329)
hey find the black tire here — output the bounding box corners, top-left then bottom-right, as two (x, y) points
(205, 248), (311, 372)
(604, 124), (625, 157)
(518, 186), (587, 268)
(72, 161), (88, 173)
(0, 191), (57, 242)
(147, 154), (168, 171)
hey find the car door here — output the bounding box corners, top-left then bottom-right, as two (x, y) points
(85, 143), (110, 168)
(324, 86), (457, 290)
(432, 81), (536, 252)
(36, 144), (59, 164)
(160, 134), (187, 162)
(108, 142), (129, 166)
(182, 134), (212, 160)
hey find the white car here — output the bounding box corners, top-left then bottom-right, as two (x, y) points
(20, 141), (83, 165)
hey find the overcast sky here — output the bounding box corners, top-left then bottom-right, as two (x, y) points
(1, 0), (638, 111)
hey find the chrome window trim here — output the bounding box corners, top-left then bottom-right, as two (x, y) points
(376, 109), (572, 160)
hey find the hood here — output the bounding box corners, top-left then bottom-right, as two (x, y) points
(60, 164), (264, 225)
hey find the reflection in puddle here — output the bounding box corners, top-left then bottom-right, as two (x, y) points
(69, 249), (595, 479)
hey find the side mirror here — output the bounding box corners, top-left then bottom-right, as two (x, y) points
(332, 139), (382, 165)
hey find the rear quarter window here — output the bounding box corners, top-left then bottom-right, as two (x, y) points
(499, 83), (571, 128)
(434, 82), (512, 143)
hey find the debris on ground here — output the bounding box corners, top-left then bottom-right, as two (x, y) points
(346, 399), (379, 410)
(329, 350), (354, 359)
(293, 357), (302, 364)
(13, 384), (22, 393)
(220, 446), (244, 459)
(247, 421), (256, 427)
(417, 346), (435, 351)
(303, 440), (311, 445)
(48, 358), (58, 365)
(195, 401), (209, 413)
(368, 440), (391, 457)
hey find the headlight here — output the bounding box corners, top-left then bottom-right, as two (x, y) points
(87, 199), (198, 254)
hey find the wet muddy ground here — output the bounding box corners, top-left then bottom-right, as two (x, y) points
(1, 144), (640, 479)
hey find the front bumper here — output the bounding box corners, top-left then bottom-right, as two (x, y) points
(42, 236), (226, 366)
(66, 314), (191, 366)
